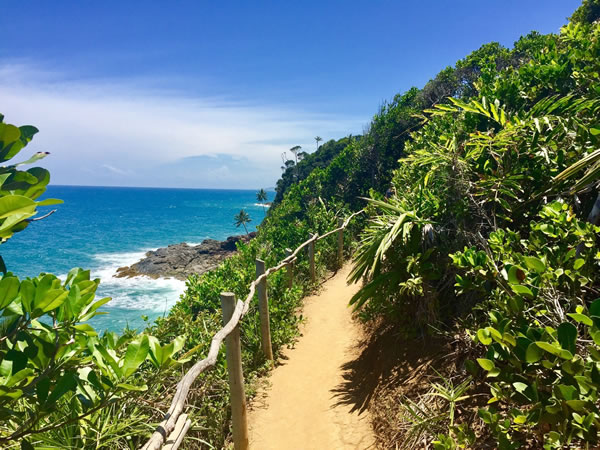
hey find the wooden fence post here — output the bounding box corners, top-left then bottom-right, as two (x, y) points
(255, 259), (273, 360)
(308, 234), (316, 283)
(220, 292), (249, 450)
(285, 248), (294, 288)
(337, 217), (344, 269)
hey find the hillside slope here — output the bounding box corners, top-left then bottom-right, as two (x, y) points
(151, 2), (600, 448)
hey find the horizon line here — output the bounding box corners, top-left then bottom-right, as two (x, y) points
(49, 183), (277, 192)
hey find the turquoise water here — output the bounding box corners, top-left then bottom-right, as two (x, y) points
(1, 186), (269, 332)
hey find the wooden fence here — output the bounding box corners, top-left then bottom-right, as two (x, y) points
(141, 210), (363, 450)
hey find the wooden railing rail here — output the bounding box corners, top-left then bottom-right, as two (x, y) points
(142, 209), (364, 450)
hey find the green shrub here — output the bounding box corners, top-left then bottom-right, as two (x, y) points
(349, 17), (600, 449)
(454, 202), (600, 447)
(0, 117), (186, 447)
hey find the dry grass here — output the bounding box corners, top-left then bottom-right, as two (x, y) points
(336, 319), (490, 449)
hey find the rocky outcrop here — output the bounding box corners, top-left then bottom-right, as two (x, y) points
(115, 232), (256, 280)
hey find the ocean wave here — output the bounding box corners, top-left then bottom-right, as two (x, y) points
(92, 250), (150, 267)
(74, 250), (187, 312)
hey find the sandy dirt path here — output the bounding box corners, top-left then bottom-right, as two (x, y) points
(248, 265), (375, 450)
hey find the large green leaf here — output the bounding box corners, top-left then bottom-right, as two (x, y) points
(121, 335), (149, 378)
(32, 289), (68, 316)
(73, 324), (98, 336)
(0, 385), (23, 402)
(0, 123), (21, 146)
(477, 328), (492, 345)
(19, 279), (35, 313)
(537, 340), (574, 360)
(567, 313), (593, 326)
(555, 384), (577, 401)
(37, 198), (63, 207)
(526, 342), (544, 363)
(45, 371), (78, 405)
(477, 358), (495, 371)
(95, 344), (122, 378)
(18, 125), (39, 143)
(523, 256), (545, 273)
(590, 298), (600, 318)
(511, 284), (534, 298)
(507, 265), (526, 284)
(0, 195), (36, 220)
(557, 322), (577, 354)
(116, 383), (148, 392)
(79, 296), (111, 322)
(0, 276), (20, 310)
(536, 341), (562, 357)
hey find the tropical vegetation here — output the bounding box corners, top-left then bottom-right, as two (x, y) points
(1, 1), (599, 448)
(256, 188), (268, 216)
(233, 209), (252, 235)
(347, 5), (600, 447)
(0, 117), (188, 448)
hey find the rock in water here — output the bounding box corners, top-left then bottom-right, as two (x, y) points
(115, 232), (256, 280)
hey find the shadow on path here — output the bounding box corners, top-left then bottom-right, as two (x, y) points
(330, 321), (444, 414)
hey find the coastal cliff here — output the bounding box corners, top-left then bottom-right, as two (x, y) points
(115, 232), (257, 280)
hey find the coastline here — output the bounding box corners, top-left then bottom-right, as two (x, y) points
(114, 232), (257, 281)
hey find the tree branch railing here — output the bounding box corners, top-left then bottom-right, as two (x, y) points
(141, 209), (364, 450)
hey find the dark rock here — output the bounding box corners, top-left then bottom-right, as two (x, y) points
(114, 232), (257, 280)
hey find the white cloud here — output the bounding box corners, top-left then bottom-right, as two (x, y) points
(0, 62), (366, 188)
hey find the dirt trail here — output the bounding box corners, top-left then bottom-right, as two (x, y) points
(248, 265), (375, 450)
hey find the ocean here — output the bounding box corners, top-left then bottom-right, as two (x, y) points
(1, 185), (269, 332)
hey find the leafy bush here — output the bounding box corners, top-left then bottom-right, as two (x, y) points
(3, 4), (597, 449)
(455, 202), (600, 447)
(0, 117), (187, 448)
(0, 116), (61, 250)
(349, 16), (600, 448)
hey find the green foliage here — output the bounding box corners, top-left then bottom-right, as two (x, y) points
(2, 3), (596, 448)
(349, 15), (600, 448)
(0, 267), (188, 445)
(348, 197), (438, 322)
(427, 375), (472, 428)
(274, 135), (360, 203)
(453, 202), (600, 447)
(352, 19), (600, 319)
(256, 188), (268, 217)
(570, 0), (600, 24)
(0, 116), (187, 447)
(0, 116), (61, 249)
(146, 185), (358, 446)
(233, 209), (251, 235)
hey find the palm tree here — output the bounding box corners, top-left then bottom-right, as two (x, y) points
(315, 136), (322, 151)
(290, 145), (301, 165)
(256, 188), (268, 216)
(234, 209), (251, 235)
(290, 145), (301, 180)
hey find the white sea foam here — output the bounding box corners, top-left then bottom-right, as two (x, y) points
(81, 250), (187, 312)
(92, 250), (150, 267)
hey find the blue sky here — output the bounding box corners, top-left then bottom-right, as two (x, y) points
(0, 1), (581, 188)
